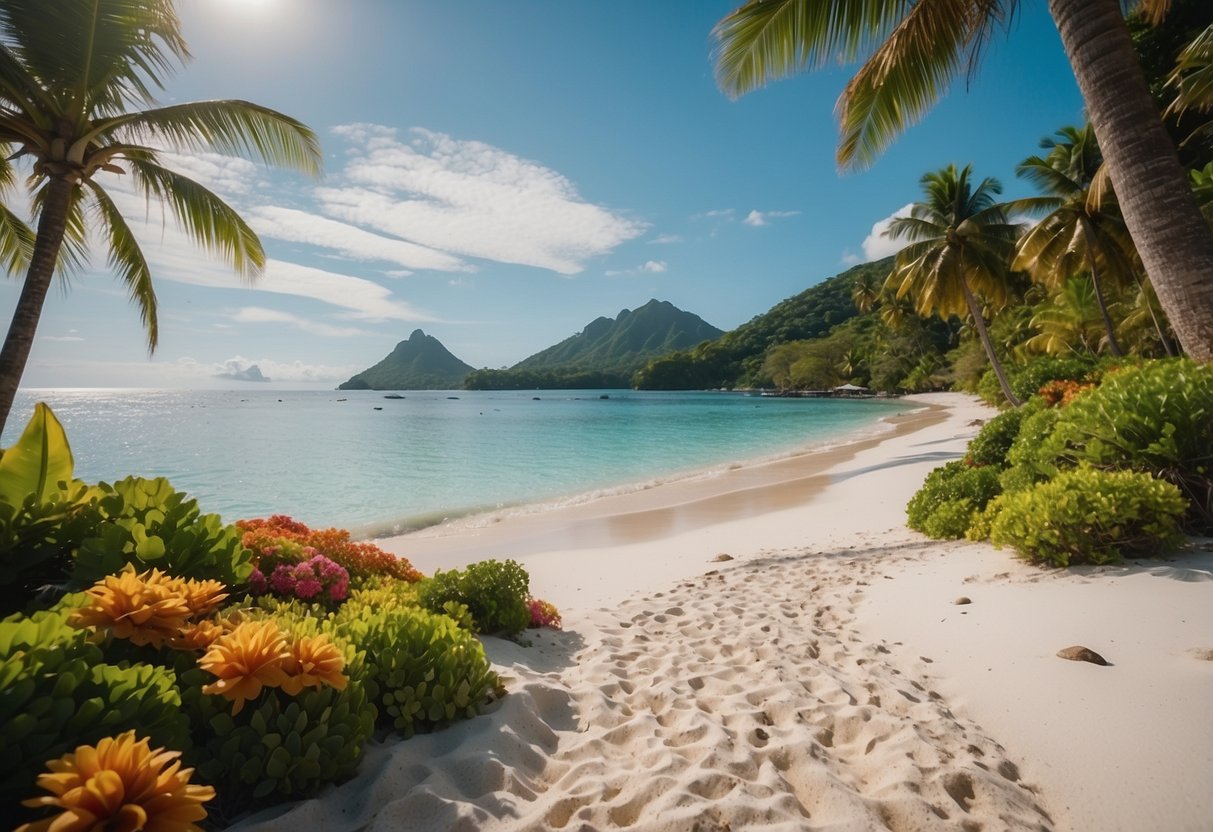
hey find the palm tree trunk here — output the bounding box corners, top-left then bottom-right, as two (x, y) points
(1049, 0), (1213, 362)
(961, 280), (1022, 407)
(0, 177), (74, 436)
(1077, 217), (1123, 356)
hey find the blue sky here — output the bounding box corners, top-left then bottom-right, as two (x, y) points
(5, 0), (1086, 388)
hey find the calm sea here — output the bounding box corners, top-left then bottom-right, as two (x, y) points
(4, 389), (913, 536)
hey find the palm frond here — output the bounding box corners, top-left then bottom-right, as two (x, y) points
(85, 180), (157, 351)
(126, 157), (264, 278)
(98, 100), (322, 175)
(712, 0), (912, 97)
(1166, 23), (1213, 116)
(1004, 195), (1065, 217)
(0, 44), (57, 122)
(0, 0), (188, 117)
(1016, 155), (1082, 197)
(837, 0), (1011, 169)
(29, 178), (90, 276)
(0, 198), (31, 275)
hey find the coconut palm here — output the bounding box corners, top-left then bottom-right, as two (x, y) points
(850, 268), (882, 313)
(713, 0), (1213, 362)
(0, 0), (322, 433)
(884, 164), (1023, 406)
(1024, 276), (1108, 356)
(1010, 125), (1138, 356)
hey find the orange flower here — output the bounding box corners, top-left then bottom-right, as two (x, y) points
(70, 568), (191, 648)
(17, 730), (214, 832)
(281, 634), (348, 695)
(173, 578), (228, 618)
(199, 620), (292, 714)
(171, 619), (227, 651)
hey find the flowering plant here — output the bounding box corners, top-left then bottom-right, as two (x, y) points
(237, 515), (423, 583)
(249, 552), (350, 603)
(18, 730), (213, 832)
(70, 567), (228, 648)
(527, 598), (562, 630)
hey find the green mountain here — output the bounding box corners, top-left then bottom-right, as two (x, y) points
(464, 299), (724, 390)
(339, 329), (475, 390)
(634, 258), (894, 390)
(517, 299), (723, 372)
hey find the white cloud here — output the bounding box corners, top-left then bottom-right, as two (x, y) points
(232, 307), (369, 337)
(155, 151), (263, 198)
(649, 233), (682, 245)
(605, 259), (667, 277)
(840, 250), (862, 266)
(317, 125), (647, 275)
(41, 335), (85, 342)
(860, 203), (915, 261)
(701, 209), (735, 219)
(212, 356), (357, 384)
(248, 205), (470, 273)
(743, 209), (800, 227)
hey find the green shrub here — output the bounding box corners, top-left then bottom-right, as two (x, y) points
(989, 468), (1187, 566)
(0, 606), (190, 814)
(1041, 359), (1213, 530)
(906, 461), (1002, 540)
(178, 611), (375, 812)
(966, 406), (1032, 468)
(977, 356), (1100, 408)
(334, 603), (499, 738)
(1000, 404), (1064, 494)
(417, 559), (530, 636)
(0, 484), (99, 615)
(72, 476), (254, 588)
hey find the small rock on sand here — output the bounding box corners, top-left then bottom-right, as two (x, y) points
(953, 596), (972, 605)
(712, 553), (734, 562)
(1057, 645), (1109, 666)
(1186, 647), (1213, 661)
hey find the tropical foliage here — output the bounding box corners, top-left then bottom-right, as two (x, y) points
(0, 0), (322, 434)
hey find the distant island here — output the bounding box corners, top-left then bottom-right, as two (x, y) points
(216, 364), (270, 383)
(464, 299), (723, 390)
(339, 330), (475, 390)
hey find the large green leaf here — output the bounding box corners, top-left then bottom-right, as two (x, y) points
(0, 403), (74, 506)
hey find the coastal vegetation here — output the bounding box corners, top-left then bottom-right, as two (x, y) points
(0, 0), (322, 435)
(907, 357), (1213, 565)
(0, 405), (560, 828)
(339, 329), (475, 391)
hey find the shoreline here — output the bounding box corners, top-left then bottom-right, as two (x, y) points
(237, 391), (1213, 831)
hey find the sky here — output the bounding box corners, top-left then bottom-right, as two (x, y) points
(3, 0), (1087, 389)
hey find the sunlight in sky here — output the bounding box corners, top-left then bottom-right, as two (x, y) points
(2, 2), (1088, 388)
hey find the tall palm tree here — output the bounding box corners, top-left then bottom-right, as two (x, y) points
(1024, 276), (1108, 356)
(850, 268), (881, 313)
(0, 0), (322, 433)
(1010, 125), (1137, 356)
(884, 164), (1023, 406)
(713, 0), (1213, 362)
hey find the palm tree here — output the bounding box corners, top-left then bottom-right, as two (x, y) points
(884, 164), (1023, 406)
(1024, 276), (1108, 356)
(1010, 125), (1137, 356)
(850, 268), (881, 312)
(713, 0), (1213, 362)
(0, 0), (322, 433)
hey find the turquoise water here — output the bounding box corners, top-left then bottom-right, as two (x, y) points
(4, 389), (912, 535)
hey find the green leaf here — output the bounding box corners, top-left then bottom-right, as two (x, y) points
(135, 534), (166, 560)
(0, 403), (74, 506)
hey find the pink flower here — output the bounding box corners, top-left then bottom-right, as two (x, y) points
(249, 568), (268, 595)
(268, 565), (295, 594)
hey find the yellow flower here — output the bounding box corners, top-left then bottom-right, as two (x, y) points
(17, 730), (214, 832)
(281, 634), (348, 695)
(170, 619), (227, 651)
(199, 620), (291, 714)
(70, 568), (191, 648)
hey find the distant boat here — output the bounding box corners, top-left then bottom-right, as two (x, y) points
(383, 394), (405, 399)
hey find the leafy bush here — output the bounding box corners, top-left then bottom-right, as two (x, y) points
(177, 610), (375, 811)
(966, 407), (1031, 468)
(977, 356), (1099, 408)
(237, 515), (422, 584)
(906, 461), (1002, 540)
(72, 477), (253, 588)
(334, 603), (499, 738)
(1041, 358), (1213, 530)
(417, 559), (531, 636)
(999, 405), (1064, 494)
(1038, 379), (1095, 407)
(989, 468), (1187, 566)
(0, 606), (190, 814)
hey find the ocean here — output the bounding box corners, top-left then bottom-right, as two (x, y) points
(4, 389), (913, 536)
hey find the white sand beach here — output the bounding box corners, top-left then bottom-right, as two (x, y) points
(233, 393), (1213, 832)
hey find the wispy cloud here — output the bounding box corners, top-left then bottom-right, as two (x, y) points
(648, 233), (683, 245)
(248, 205), (470, 273)
(316, 125), (647, 275)
(743, 209), (800, 227)
(606, 260), (667, 277)
(41, 335), (85, 342)
(233, 307), (370, 337)
(210, 356), (357, 384)
(860, 203), (914, 261)
(156, 151), (264, 198)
